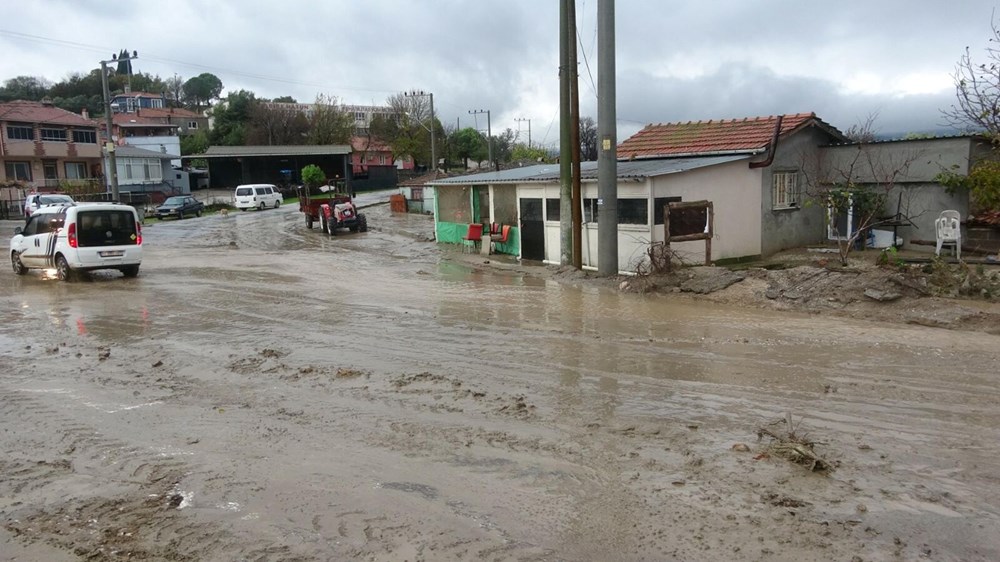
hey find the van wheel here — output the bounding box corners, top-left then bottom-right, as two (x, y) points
(55, 255), (75, 282)
(11, 252), (26, 275)
(121, 265), (140, 278)
(259, 202), (265, 211)
(274, 200), (281, 209)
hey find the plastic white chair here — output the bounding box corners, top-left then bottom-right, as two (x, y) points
(935, 210), (961, 259)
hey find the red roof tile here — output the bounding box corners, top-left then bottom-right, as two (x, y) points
(351, 136), (393, 153)
(617, 112), (843, 159)
(0, 100), (96, 127)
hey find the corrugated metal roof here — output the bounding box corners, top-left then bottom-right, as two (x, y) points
(201, 145), (351, 158)
(109, 145), (180, 159)
(429, 155), (749, 185)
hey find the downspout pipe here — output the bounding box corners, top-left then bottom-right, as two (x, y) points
(749, 115), (784, 169)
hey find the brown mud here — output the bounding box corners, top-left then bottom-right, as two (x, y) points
(1, 204), (999, 561)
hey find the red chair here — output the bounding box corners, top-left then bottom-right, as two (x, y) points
(489, 225), (511, 253)
(462, 223), (483, 253)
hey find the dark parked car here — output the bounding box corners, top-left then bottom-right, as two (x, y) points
(155, 196), (204, 220)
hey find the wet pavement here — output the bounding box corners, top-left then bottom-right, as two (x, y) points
(1, 203), (999, 560)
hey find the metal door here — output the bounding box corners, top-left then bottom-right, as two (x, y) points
(519, 198), (544, 261)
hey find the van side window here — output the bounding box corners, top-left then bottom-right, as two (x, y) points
(22, 216), (39, 236)
(255, 187), (266, 195)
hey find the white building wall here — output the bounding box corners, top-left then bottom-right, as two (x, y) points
(518, 159), (762, 272)
(124, 136), (182, 167)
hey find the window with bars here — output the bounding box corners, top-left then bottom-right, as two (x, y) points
(6, 124), (33, 141)
(40, 128), (67, 142)
(72, 129), (97, 143)
(772, 171), (799, 209)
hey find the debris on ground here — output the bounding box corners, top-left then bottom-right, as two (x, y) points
(756, 413), (834, 473)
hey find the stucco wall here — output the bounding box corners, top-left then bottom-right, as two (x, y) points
(821, 136), (978, 248)
(519, 159), (762, 271)
(759, 127), (835, 256)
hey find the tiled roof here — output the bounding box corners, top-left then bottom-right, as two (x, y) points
(617, 112), (843, 159)
(968, 210), (1000, 227)
(351, 136), (392, 153)
(0, 100), (96, 127)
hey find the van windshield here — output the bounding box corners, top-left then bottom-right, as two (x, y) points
(77, 210), (137, 247)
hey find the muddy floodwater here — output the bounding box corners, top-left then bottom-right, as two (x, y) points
(2, 204), (999, 561)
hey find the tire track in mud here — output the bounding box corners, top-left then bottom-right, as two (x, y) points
(0, 383), (311, 561)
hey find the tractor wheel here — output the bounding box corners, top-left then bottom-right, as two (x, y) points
(11, 252), (26, 275)
(358, 214), (368, 232)
(306, 215), (314, 229)
(321, 214), (329, 234)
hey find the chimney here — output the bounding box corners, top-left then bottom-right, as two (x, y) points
(41, 97), (54, 106)
(81, 108), (89, 119)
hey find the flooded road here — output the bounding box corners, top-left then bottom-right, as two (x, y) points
(2, 204), (999, 561)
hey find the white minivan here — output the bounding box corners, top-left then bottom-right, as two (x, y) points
(10, 203), (143, 281)
(233, 184), (283, 211)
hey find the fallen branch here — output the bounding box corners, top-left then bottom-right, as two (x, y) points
(756, 414), (834, 473)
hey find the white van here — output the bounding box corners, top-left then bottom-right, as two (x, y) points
(10, 203), (143, 281)
(233, 184), (283, 211)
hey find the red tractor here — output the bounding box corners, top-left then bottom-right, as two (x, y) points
(297, 185), (368, 235)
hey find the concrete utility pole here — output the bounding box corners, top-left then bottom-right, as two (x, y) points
(515, 117), (531, 148)
(569, 0), (583, 270)
(405, 90), (436, 172)
(100, 50), (138, 202)
(468, 109), (492, 167)
(597, 0), (618, 276)
(559, 0), (572, 266)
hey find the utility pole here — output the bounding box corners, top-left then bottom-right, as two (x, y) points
(559, 0), (572, 266)
(515, 117), (532, 148)
(405, 90), (436, 173)
(100, 50), (138, 203)
(569, 0), (583, 270)
(597, 0), (618, 276)
(468, 109), (492, 168)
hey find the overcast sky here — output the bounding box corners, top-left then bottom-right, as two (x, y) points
(2, 1), (996, 146)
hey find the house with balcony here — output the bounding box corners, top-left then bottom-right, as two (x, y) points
(0, 99), (103, 194)
(109, 113), (182, 167)
(110, 91), (166, 113)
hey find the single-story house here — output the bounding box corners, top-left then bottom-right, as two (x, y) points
(429, 113), (981, 272)
(104, 145), (187, 197)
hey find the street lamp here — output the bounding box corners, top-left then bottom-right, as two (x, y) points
(469, 109), (492, 167)
(100, 50), (138, 202)
(404, 90), (435, 173)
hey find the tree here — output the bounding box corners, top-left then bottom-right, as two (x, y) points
(943, 17), (1000, 141)
(301, 164), (326, 188)
(248, 102), (309, 145)
(272, 95), (297, 103)
(183, 73), (224, 109)
(490, 128), (518, 169)
(115, 49), (133, 76)
(0, 75), (51, 102)
(451, 127), (487, 169)
(307, 94), (353, 145)
(165, 74), (185, 107)
(579, 116), (598, 161)
(511, 143), (549, 162)
(937, 160), (1000, 211)
(801, 116), (922, 265)
(209, 90), (257, 146)
(181, 131), (210, 156)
